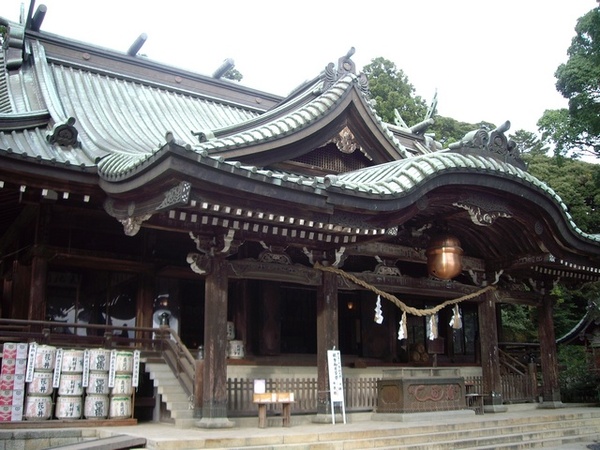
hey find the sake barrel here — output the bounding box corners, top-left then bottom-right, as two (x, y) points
(86, 371), (109, 395)
(111, 374), (132, 396)
(109, 396), (131, 419)
(226, 321), (235, 340)
(58, 373), (83, 396)
(88, 349), (111, 372)
(227, 340), (245, 359)
(113, 351), (133, 373)
(84, 394), (109, 419)
(61, 349), (84, 373)
(27, 371), (53, 395)
(24, 395), (52, 420)
(55, 395), (82, 420)
(33, 345), (56, 371)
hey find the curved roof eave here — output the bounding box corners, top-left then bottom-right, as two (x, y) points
(196, 74), (410, 162)
(98, 74), (411, 178)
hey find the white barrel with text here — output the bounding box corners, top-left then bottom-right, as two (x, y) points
(108, 396), (131, 419)
(61, 349), (84, 373)
(84, 394), (109, 419)
(113, 351), (133, 373)
(86, 371), (109, 395)
(24, 395), (52, 420)
(58, 373), (83, 396)
(27, 371), (53, 395)
(55, 395), (82, 420)
(88, 349), (111, 372)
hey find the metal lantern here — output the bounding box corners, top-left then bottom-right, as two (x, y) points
(426, 234), (463, 280)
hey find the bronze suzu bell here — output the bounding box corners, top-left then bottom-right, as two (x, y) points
(426, 234), (463, 280)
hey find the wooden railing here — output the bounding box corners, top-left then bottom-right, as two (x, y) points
(499, 349), (538, 403)
(226, 377), (378, 416)
(154, 328), (195, 398)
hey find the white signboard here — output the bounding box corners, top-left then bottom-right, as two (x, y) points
(327, 349), (346, 424)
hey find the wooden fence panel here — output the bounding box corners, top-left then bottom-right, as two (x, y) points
(226, 374), (537, 416)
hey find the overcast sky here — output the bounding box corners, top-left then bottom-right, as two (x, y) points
(2, 1), (596, 135)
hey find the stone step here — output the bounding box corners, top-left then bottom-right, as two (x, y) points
(157, 384), (186, 395)
(160, 392), (189, 403)
(194, 414), (600, 450)
(170, 409), (194, 419)
(166, 401), (192, 411)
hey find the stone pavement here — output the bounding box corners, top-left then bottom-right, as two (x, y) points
(89, 403), (600, 449)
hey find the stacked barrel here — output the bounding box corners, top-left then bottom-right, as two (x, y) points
(227, 321), (245, 359)
(83, 348), (111, 419)
(54, 349), (84, 420)
(108, 350), (138, 420)
(24, 344), (56, 420)
(0, 343), (27, 422)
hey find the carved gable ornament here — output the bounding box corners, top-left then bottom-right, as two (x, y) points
(448, 121), (525, 170)
(331, 126), (359, 154)
(453, 195), (513, 226)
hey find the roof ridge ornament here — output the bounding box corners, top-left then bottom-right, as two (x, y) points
(448, 120), (525, 170)
(46, 117), (79, 148)
(322, 47), (369, 96)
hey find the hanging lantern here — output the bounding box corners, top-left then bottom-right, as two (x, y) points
(426, 233), (463, 280)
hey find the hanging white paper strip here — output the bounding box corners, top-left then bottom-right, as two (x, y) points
(450, 304), (463, 329)
(374, 295), (384, 324)
(428, 314), (438, 340)
(397, 311), (407, 340)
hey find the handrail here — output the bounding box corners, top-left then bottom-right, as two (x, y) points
(499, 348), (528, 375)
(154, 327), (196, 398)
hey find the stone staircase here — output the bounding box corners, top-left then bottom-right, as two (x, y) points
(143, 359), (196, 428)
(140, 406), (600, 450)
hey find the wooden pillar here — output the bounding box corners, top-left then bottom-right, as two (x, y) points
(12, 261), (31, 320)
(196, 255), (233, 428)
(27, 252), (47, 322)
(259, 281), (281, 356)
(478, 290), (507, 413)
(315, 268), (338, 420)
(136, 273), (154, 343)
(538, 292), (563, 407)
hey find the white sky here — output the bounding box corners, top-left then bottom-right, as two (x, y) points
(2, 0), (596, 134)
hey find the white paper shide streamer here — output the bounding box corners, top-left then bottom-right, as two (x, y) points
(449, 304), (462, 329)
(397, 311), (407, 340)
(428, 314), (438, 340)
(374, 295), (384, 324)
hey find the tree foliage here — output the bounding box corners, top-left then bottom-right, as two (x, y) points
(522, 151), (600, 234)
(540, 7), (600, 157)
(362, 57), (428, 126)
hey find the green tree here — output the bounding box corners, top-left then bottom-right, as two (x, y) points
(510, 129), (548, 156)
(523, 152), (600, 234)
(429, 116), (491, 148)
(541, 7), (600, 157)
(362, 57), (427, 126)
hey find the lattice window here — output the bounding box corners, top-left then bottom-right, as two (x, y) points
(292, 144), (372, 174)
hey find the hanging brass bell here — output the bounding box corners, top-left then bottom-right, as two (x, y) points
(426, 234), (463, 280)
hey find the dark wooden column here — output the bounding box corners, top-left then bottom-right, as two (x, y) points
(136, 273), (154, 342)
(259, 281), (281, 356)
(12, 261), (31, 320)
(315, 267), (338, 421)
(196, 255), (233, 428)
(27, 251), (47, 322)
(538, 291), (563, 407)
(478, 290), (507, 413)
